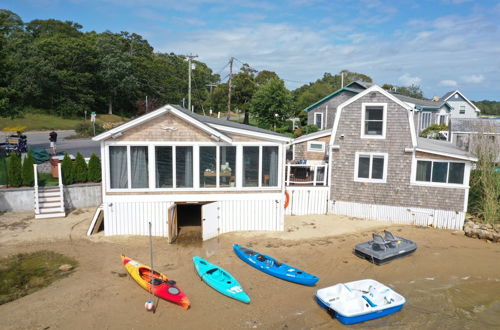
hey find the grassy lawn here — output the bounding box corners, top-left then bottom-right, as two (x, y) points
(0, 251), (78, 305)
(1, 110), (128, 132)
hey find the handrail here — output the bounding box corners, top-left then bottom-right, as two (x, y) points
(33, 164), (39, 214)
(58, 162), (64, 212)
(285, 163), (328, 186)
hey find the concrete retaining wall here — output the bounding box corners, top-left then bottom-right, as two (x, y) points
(0, 183), (101, 212)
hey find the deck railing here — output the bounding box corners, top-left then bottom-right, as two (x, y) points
(285, 163), (328, 186)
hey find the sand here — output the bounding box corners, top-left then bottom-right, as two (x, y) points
(0, 209), (499, 329)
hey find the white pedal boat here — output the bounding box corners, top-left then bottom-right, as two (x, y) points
(315, 279), (406, 325)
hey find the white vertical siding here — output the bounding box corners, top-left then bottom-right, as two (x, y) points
(219, 199), (282, 233)
(285, 187), (329, 216)
(330, 200), (465, 230)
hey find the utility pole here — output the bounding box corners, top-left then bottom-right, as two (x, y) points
(186, 54), (198, 112)
(226, 57), (234, 120)
(145, 95), (148, 113)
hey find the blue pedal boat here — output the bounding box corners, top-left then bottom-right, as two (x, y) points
(316, 279), (406, 325)
(192, 256), (250, 304)
(233, 244), (319, 286)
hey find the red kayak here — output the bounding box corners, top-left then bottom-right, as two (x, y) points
(122, 255), (190, 309)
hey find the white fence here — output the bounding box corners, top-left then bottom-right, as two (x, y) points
(285, 187), (329, 216)
(330, 200), (465, 230)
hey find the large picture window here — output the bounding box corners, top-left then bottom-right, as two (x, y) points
(262, 146), (279, 187)
(155, 146), (173, 188)
(176, 146), (193, 188)
(362, 104), (386, 138)
(219, 146), (236, 187)
(243, 146), (259, 187)
(421, 112), (432, 130)
(109, 146), (128, 189)
(200, 146), (217, 188)
(130, 146), (148, 188)
(355, 152), (387, 182)
(416, 160), (465, 185)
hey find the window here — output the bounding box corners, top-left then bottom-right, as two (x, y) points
(307, 141), (325, 152)
(262, 146), (279, 187)
(176, 146), (193, 188)
(243, 146), (259, 187)
(459, 105), (465, 114)
(130, 146), (148, 188)
(220, 146), (236, 187)
(415, 160), (465, 185)
(421, 112), (432, 130)
(314, 113), (323, 129)
(354, 152), (387, 182)
(155, 146), (173, 188)
(439, 115), (447, 125)
(362, 104), (386, 138)
(200, 146), (217, 188)
(109, 146), (128, 189)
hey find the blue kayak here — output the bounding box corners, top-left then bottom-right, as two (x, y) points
(192, 256), (250, 304)
(233, 244), (319, 286)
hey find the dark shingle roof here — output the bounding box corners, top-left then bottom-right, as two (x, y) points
(391, 93), (449, 109)
(170, 105), (287, 137)
(450, 118), (500, 133)
(441, 91), (455, 101)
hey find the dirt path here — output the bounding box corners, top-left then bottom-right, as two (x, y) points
(0, 210), (499, 329)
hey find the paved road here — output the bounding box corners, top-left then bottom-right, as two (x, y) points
(1, 130), (100, 157)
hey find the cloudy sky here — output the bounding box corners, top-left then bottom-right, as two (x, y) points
(2, 0), (500, 100)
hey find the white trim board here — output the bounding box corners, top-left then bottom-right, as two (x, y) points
(442, 90), (480, 112)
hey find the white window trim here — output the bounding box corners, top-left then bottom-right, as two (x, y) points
(459, 105), (466, 114)
(361, 103), (387, 139)
(106, 142), (283, 193)
(353, 152), (388, 183)
(421, 112), (432, 130)
(314, 112), (323, 130)
(307, 141), (325, 152)
(410, 157), (470, 188)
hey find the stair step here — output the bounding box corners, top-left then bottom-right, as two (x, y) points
(38, 196), (62, 203)
(38, 201), (62, 208)
(38, 191), (61, 198)
(39, 206), (64, 213)
(39, 188), (60, 192)
(35, 212), (66, 219)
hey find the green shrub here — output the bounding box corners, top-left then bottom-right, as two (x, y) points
(74, 121), (104, 137)
(73, 152), (87, 183)
(87, 153), (101, 182)
(21, 152), (35, 186)
(420, 124), (448, 138)
(7, 154), (22, 187)
(61, 153), (74, 185)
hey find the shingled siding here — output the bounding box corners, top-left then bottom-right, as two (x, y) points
(113, 112), (213, 142)
(307, 91), (355, 129)
(293, 135), (329, 161)
(330, 92), (465, 212)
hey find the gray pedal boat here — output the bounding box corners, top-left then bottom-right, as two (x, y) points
(354, 230), (417, 265)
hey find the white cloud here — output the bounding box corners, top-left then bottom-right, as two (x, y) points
(398, 74), (422, 86)
(462, 74), (484, 84)
(440, 80), (457, 87)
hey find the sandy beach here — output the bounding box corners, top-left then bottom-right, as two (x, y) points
(0, 209), (499, 329)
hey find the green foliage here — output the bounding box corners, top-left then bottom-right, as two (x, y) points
(394, 85), (424, 99)
(472, 100), (500, 116)
(61, 153), (74, 185)
(420, 124), (448, 138)
(7, 153), (22, 187)
(87, 153), (101, 182)
(21, 151), (34, 186)
(250, 77), (294, 130)
(294, 124), (319, 137)
(73, 152), (87, 183)
(468, 170), (500, 224)
(0, 250), (77, 305)
(74, 121), (104, 136)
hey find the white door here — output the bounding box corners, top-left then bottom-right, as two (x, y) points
(202, 202), (219, 241)
(168, 204), (178, 244)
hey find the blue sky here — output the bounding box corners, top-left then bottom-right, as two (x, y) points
(2, 0), (500, 100)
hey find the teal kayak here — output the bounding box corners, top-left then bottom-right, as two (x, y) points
(192, 256), (250, 304)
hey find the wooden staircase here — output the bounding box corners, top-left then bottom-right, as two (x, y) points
(34, 163), (66, 219)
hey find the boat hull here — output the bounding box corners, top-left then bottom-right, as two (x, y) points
(233, 244), (319, 286)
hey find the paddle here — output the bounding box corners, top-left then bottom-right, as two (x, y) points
(148, 221), (155, 313)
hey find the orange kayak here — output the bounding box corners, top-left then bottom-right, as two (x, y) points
(121, 255), (190, 309)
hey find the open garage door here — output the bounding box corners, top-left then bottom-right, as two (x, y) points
(202, 202), (219, 241)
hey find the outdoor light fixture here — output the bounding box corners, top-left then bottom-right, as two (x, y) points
(111, 132), (123, 139)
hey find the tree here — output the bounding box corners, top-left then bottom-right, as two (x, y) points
(232, 64), (257, 124)
(250, 77), (294, 130)
(61, 153), (74, 185)
(394, 85), (424, 99)
(7, 153), (22, 187)
(87, 153), (101, 182)
(255, 70), (279, 86)
(73, 152), (87, 183)
(21, 151), (34, 186)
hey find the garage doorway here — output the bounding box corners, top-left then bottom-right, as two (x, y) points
(176, 203), (202, 243)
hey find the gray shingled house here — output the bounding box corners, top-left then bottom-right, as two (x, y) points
(288, 85), (477, 230)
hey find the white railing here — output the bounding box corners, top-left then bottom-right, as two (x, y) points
(285, 163), (328, 186)
(33, 164), (39, 214)
(58, 162), (64, 212)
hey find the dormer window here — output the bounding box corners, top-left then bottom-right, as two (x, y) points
(361, 103), (386, 139)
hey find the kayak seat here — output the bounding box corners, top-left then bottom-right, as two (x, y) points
(372, 234), (388, 251)
(150, 278), (163, 286)
(257, 255), (267, 262)
(383, 230), (398, 242)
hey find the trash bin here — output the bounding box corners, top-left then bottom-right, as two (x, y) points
(50, 157), (60, 178)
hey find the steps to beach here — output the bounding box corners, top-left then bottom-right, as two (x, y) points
(34, 163), (66, 219)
